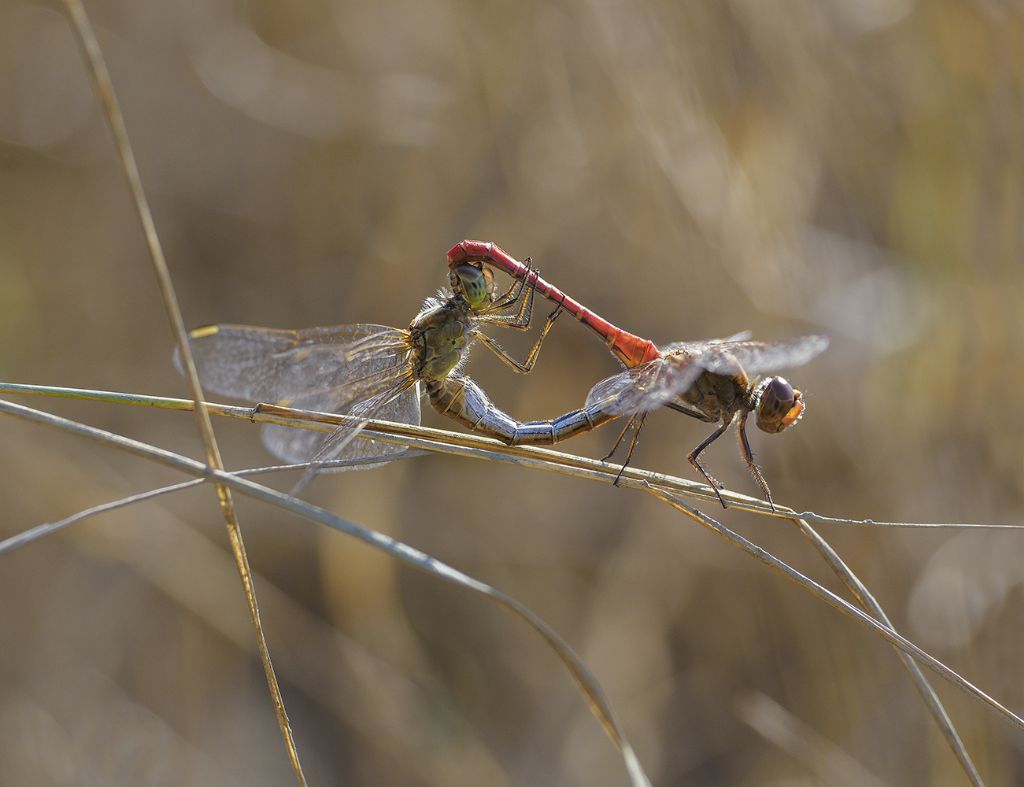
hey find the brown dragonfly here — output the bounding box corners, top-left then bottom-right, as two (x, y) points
(579, 333), (829, 508)
(448, 240), (829, 509)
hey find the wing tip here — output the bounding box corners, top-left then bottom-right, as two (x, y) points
(189, 324), (220, 340)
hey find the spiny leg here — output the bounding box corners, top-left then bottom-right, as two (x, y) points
(737, 409), (775, 512)
(489, 257), (532, 307)
(612, 412), (647, 486)
(504, 259), (538, 328)
(666, 401), (719, 423)
(483, 275), (536, 329)
(488, 256), (534, 311)
(481, 257), (552, 331)
(475, 293), (566, 374)
(687, 420), (731, 509)
(474, 332), (537, 373)
(602, 413), (638, 462)
(518, 293), (566, 367)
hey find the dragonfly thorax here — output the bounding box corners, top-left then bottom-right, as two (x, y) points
(409, 299), (475, 382)
(680, 366), (750, 422)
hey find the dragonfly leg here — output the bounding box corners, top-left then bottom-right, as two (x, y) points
(504, 260), (539, 329)
(483, 262), (539, 330)
(515, 295), (565, 370)
(737, 409), (775, 512)
(601, 414), (636, 462)
(665, 401), (719, 423)
(475, 296), (564, 374)
(687, 420), (731, 509)
(488, 256), (534, 311)
(612, 413), (647, 486)
(489, 257), (532, 307)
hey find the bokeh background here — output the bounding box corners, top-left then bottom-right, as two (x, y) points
(2, 1), (1023, 784)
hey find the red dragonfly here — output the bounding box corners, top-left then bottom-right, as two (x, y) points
(448, 241), (829, 510)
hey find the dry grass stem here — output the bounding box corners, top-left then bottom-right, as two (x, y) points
(7, 4), (1018, 783)
(4, 381), (990, 783)
(59, 2), (306, 781)
(737, 692), (891, 787)
(645, 485), (1022, 735)
(2, 392), (1021, 762)
(4, 383), (1016, 532)
(0, 397), (652, 787)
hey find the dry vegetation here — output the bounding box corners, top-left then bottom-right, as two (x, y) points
(1, 1), (1023, 785)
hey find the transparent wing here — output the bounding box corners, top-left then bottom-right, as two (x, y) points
(584, 334), (828, 417)
(660, 330), (751, 355)
(283, 377), (420, 493)
(262, 378), (420, 470)
(174, 322), (420, 469)
(585, 356), (705, 416)
(693, 335), (829, 376)
(175, 323), (410, 404)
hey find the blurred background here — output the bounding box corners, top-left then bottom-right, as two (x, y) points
(1, 0), (1022, 784)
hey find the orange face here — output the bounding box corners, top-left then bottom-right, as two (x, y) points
(755, 376), (805, 434)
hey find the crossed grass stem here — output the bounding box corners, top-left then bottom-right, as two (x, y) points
(135, 400), (1012, 787)
(5, 383), (1023, 786)
(47, 5), (998, 786)
(0, 396), (655, 787)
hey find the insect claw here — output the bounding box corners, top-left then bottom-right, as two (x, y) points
(547, 292), (568, 324)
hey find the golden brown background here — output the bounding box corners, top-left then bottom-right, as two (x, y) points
(1, 1), (1023, 784)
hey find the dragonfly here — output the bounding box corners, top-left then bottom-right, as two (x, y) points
(175, 259), (612, 491)
(447, 240), (829, 510)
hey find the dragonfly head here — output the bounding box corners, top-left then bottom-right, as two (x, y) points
(450, 263), (496, 310)
(753, 376), (805, 434)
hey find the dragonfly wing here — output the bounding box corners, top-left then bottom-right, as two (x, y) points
(261, 379), (421, 469)
(660, 331), (751, 355)
(585, 356), (705, 415)
(697, 335), (829, 376)
(175, 322), (421, 471)
(176, 323), (410, 404)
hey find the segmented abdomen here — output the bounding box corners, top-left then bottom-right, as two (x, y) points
(425, 374), (617, 445)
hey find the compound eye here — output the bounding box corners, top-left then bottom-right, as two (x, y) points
(451, 264), (493, 309)
(756, 377), (803, 433)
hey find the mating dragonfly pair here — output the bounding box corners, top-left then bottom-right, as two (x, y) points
(180, 241), (827, 508)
